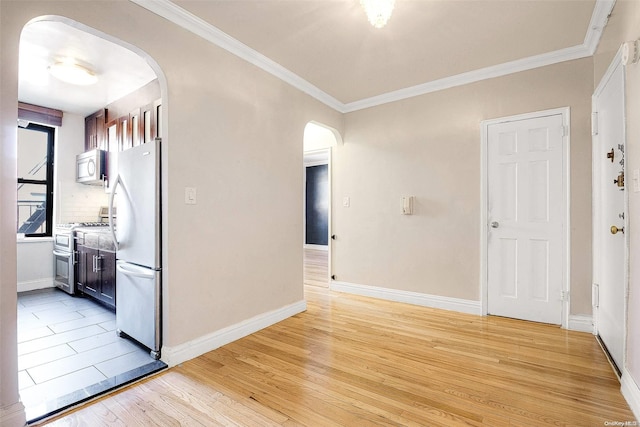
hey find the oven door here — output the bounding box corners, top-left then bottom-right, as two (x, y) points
(53, 250), (75, 295)
(54, 232), (73, 252)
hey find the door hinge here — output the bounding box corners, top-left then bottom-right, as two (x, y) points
(592, 283), (600, 308)
(561, 290), (570, 301)
(561, 125), (568, 137)
(592, 112), (599, 136)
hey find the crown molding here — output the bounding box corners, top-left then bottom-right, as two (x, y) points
(342, 44), (592, 112)
(129, 0), (346, 112)
(584, 0), (615, 55)
(344, 0), (615, 112)
(130, 0), (615, 114)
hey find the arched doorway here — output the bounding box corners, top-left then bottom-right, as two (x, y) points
(303, 122), (340, 288)
(16, 16), (168, 422)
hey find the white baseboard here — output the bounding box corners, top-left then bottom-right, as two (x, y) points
(621, 369), (640, 422)
(17, 279), (54, 293)
(161, 299), (307, 367)
(331, 281), (482, 315)
(567, 315), (594, 333)
(0, 401), (26, 427)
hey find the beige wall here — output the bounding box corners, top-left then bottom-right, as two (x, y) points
(336, 58), (594, 313)
(595, 0), (640, 396)
(0, 0), (23, 420)
(0, 1), (341, 422)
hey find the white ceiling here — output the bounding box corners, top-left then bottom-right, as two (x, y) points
(174, 0), (596, 104)
(19, 20), (157, 116)
(18, 0), (605, 117)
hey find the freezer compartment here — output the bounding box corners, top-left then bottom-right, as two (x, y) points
(116, 261), (161, 359)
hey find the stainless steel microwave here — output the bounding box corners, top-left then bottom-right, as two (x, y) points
(76, 149), (106, 185)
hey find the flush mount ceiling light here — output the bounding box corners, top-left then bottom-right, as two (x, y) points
(360, 0), (396, 29)
(48, 58), (98, 85)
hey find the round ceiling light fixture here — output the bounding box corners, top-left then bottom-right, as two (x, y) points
(48, 58), (98, 85)
(360, 0), (396, 29)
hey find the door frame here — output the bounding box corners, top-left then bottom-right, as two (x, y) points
(480, 107), (571, 328)
(303, 148), (332, 282)
(592, 45), (628, 364)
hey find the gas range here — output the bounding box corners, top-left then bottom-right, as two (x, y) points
(54, 223), (110, 251)
(56, 222), (110, 230)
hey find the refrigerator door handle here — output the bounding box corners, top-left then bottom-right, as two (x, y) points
(108, 174), (121, 251)
(116, 263), (155, 279)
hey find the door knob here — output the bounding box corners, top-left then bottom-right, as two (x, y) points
(490, 221), (499, 229)
(611, 225), (625, 235)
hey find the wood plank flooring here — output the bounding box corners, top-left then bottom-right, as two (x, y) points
(40, 286), (635, 426)
(303, 247), (328, 287)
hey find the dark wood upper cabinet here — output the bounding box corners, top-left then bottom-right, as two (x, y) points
(129, 107), (141, 148)
(140, 103), (154, 144)
(106, 118), (121, 153)
(84, 86), (161, 155)
(119, 115), (131, 151)
(85, 109), (107, 151)
(153, 99), (162, 139)
(104, 119), (120, 192)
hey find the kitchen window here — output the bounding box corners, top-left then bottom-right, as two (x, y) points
(17, 123), (54, 237)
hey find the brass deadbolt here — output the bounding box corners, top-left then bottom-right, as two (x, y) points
(607, 148), (615, 162)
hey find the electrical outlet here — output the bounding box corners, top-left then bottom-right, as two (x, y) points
(343, 196), (350, 207)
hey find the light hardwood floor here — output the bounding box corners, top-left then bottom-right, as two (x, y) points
(40, 286), (635, 426)
(303, 247), (328, 287)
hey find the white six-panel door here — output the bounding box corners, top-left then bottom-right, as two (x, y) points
(487, 113), (565, 324)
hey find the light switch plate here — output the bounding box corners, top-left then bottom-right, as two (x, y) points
(185, 187), (197, 204)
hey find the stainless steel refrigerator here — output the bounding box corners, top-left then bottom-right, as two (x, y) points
(108, 138), (161, 359)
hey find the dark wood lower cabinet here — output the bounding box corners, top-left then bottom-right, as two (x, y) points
(76, 232), (116, 309)
(100, 250), (116, 304)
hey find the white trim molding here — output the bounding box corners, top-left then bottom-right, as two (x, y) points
(621, 370), (640, 421)
(17, 279), (53, 293)
(0, 402), (26, 427)
(131, 0), (614, 113)
(129, 0), (345, 112)
(331, 281), (482, 316)
(161, 300), (306, 367)
(584, 0), (616, 55)
(343, 46), (590, 112)
(567, 315), (594, 333)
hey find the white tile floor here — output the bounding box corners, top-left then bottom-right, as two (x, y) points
(17, 288), (162, 421)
